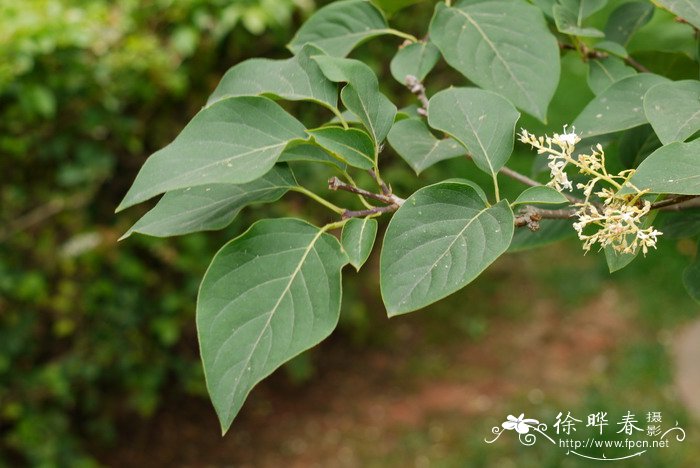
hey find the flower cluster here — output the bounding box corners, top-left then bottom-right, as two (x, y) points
(519, 126), (662, 255)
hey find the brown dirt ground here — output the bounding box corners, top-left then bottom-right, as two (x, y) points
(103, 284), (633, 467)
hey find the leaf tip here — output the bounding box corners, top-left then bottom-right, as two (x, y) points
(117, 231), (132, 242)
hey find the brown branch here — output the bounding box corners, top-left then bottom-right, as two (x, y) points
(655, 195), (700, 211)
(368, 169), (391, 196)
(329, 176), (404, 206)
(559, 40), (650, 73)
(623, 56), (651, 73)
(515, 206), (575, 231)
(342, 205), (399, 219)
(405, 75), (429, 117)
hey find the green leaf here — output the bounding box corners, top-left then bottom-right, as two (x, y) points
(207, 45), (337, 113)
(512, 186), (570, 206)
(197, 218), (348, 433)
(657, 208), (700, 239)
(573, 73), (670, 138)
(117, 96), (307, 211)
(429, 1), (560, 121)
(389, 41), (440, 84)
(595, 40), (628, 58)
(654, 0), (700, 29)
(372, 0), (424, 16)
(387, 118), (465, 174)
(587, 57), (637, 95)
(508, 219), (574, 252)
(341, 217), (378, 271)
(307, 126), (375, 169)
(631, 50), (699, 81)
(532, 0), (556, 17)
(624, 139), (700, 195)
(553, 0), (607, 38)
(427, 87), (520, 177)
(644, 80), (700, 145)
(288, 0), (390, 57)
(313, 56), (397, 147)
(122, 166), (296, 239)
(278, 143), (347, 170)
(380, 180), (514, 316)
(618, 125), (661, 169)
(604, 1), (654, 46)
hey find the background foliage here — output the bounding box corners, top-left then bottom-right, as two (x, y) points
(0, 0), (312, 464)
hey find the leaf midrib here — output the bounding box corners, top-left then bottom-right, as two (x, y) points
(453, 7), (538, 114)
(220, 228), (325, 421)
(397, 204), (490, 306)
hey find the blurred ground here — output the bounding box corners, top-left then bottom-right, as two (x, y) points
(102, 243), (700, 467)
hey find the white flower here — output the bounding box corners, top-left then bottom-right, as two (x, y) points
(552, 125), (580, 147)
(502, 413), (540, 434)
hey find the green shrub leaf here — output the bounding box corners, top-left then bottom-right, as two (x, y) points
(624, 139), (700, 195)
(573, 73), (670, 138)
(278, 143), (347, 170)
(313, 56), (396, 147)
(117, 96), (307, 211)
(587, 57), (636, 95)
(288, 0), (390, 57)
(307, 126), (375, 169)
(512, 186), (570, 206)
(429, 1), (559, 121)
(198, 218), (348, 433)
(604, 1), (654, 46)
(654, 0), (700, 29)
(387, 118), (465, 174)
(389, 41), (440, 84)
(508, 219), (575, 252)
(380, 180), (514, 316)
(122, 165), (296, 239)
(644, 80), (700, 145)
(553, 0), (607, 38)
(207, 45), (337, 113)
(427, 87), (520, 177)
(341, 217), (378, 271)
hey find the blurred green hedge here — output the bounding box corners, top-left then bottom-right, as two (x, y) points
(0, 0), (314, 464)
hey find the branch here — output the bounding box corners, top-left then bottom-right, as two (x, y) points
(514, 206), (575, 231)
(474, 158), (584, 204)
(368, 169), (391, 196)
(623, 55), (651, 73)
(342, 205), (399, 219)
(405, 75), (429, 117)
(328, 176), (404, 206)
(558, 41), (650, 73)
(654, 195), (700, 211)
(498, 166), (541, 188)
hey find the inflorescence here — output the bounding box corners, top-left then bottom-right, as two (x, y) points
(519, 126), (662, 255)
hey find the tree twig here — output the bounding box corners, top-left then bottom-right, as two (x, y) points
(342, 205), (399, 219)
(405, 75), (429, 117)
(514, 206), (575, 231)
(329, 176), (404, 206)
(655, 195), (700, 211)
(623, 56), (651, 73)
(559, 40), (650, 73)
(368, 169), (391, 196)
